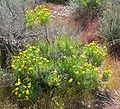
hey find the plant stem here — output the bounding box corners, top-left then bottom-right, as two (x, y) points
(44, 24), (50, 45)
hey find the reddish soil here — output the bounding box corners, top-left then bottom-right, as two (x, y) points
(80, 19), (99, 43)
(45, 3), (102, 44)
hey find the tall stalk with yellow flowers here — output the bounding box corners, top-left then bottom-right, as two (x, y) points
(25, 5), (51, 44)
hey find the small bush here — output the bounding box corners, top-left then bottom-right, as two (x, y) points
(85, 41), (107, 67)
(11, 34), (111, 101)
(70, 0), (107, 18)
(99, 6), (120, 45)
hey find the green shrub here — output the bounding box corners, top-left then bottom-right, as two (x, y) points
(11, 45), (51, 100)
(85, 41), (107, 67)
(11, 34), (111, 100)
(99, 6), (120, 45)
(70, 0), (107, 17)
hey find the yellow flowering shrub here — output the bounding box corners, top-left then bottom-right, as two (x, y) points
(85, 41), (107, 67)
(45, 69), (62, 86)
(102, 66), (112, 81)
(11, 45), (49, 75)
(11, 44), (51, 100)
(11, 34), (112, 100)
(25, 5), (51, 29)
(52, 35), (110, 90)
(12, 77), (32, 100)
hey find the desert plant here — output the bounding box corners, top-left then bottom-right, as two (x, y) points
(98, 3), (120, 45)
(69, 0), (108, 18)
(11, 34), (111, 101)
(84, 41), (107, 67)
(25, 5), (51, 44)
(11, 44), (52, 100)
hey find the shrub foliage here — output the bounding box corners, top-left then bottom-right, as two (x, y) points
(11, 34), (111, 100)
(99, 4), (120, 45)
(70, 0), (107, 18)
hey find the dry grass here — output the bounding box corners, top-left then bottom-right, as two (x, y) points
(103, 55), (120, 90)
(99, 55), (120, 108)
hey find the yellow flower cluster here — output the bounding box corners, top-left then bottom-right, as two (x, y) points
(12, 77), (31, 100)
(84, 41), (107, 67)
(25, 5), (51, 27)
(72, 55), (76, 58)
(25, 9), (34, 14)
(104, 68), (112, 77)
(86, 41), (107, 57)
(11, 44), (49, 74)
(69, 59), (103, 87)
(11, 44), (51, 99)
(69, 78), (73, 83)
(15, 78), (21, 86)
(101, 66), (113, 81)
(47, 69), (61, 86)
(69, 77), (81, 85)
(69, 46), (73, 50)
